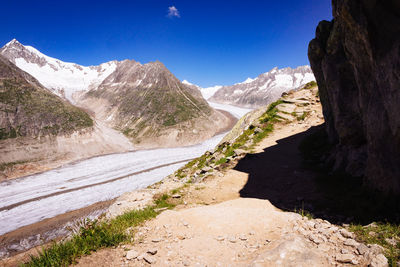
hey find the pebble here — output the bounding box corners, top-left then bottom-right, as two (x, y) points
(239, 234), (247, 241)
(339, 229), (353, 238)
(228, 236), (237, 243)
(340, 248), (350, 254)
(126, 250), (139, 260)
(152, 238), (163, 243)
(344, 238), (359, 247)
(385, 238), (398, 246)
(216, 236), (225, 241)
(137, 253), (146, 261)
(143, 255), (156, 264)
(147, 248), (158, 255)
(357, 243), (368, 255)
(172, 194), (181, 198)
(317, 243), (330, 252)
(335, 253), (355, 263)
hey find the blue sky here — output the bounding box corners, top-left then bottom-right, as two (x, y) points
(1, 0), (332, 87)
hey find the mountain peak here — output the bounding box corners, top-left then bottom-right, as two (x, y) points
(4, 39), (20, 47)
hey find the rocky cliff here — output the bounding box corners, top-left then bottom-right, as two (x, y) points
(308, 0), (400, 194)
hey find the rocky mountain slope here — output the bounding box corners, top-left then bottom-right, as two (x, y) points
(0, 55), (133, 180)
(79, 60), (232, 148)
(0, 39), (117, 102)
(209, 66), (315, 108)
(0, 54), (93, 141)
(308, 0), (400, 194)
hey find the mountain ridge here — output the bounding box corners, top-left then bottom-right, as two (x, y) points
(208, 65), (315, 108)
(0, 39), (233, 149)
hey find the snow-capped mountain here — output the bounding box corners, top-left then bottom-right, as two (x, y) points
(182, 80), (222, 100)
(209, 66), (315, 108)
(0, 39), (117, 102)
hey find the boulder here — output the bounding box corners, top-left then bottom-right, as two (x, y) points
(308, 0), (400, 194)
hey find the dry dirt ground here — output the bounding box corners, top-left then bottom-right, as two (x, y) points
(73, 92), (388, 267)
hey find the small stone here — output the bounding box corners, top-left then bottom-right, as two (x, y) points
(228, 236), (237, 243)
(385, 238), (398, 246)
(357, 243), (369, 255)
(137, 253), (146, 260)
(126, 250), (139, 260)
(369, 231), (377, 237)
(351, 259), (359, 265)
(143, 255), (156, 264)
(344, 238), (359, 247)
(183, 260), (190, 266)
(249, 231), (256, 235)
(216, 236), (225, 241)
(335, 253), (355, 263)
(239, 234), (247, 241)
(370, 254), (389, 267)
(308, 234), (323, 244)
(172, 194), (181, 198)
(306, 221), (316, 229)
(364, 222), (378, 228)
(369, 244), (385, 255)
(147, 248), (157, 255)
(152, 238), (162, 243)
(341, 248), (350, 254)
(177, 235), (186, 240)
(339, 229), (354, 238)
(182, 221), (189, 227)
(317, 243), (331, 252)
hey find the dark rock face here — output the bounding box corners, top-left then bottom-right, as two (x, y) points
(308, 0), (400, 194)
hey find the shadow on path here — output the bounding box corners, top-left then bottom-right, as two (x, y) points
(236, 124), (399, 225)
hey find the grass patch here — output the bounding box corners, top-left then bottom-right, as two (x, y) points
(302, 81), (317, 89)
(0, 160), (29, 171)
(294, 203), (314, 220)
(215, 157), (227, 165)
(349, 223), (400, 266)
(294, 111), (309, 121)
(22, 194), (176, 267)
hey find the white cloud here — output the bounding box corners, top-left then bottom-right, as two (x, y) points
(167, 6), (180, 18)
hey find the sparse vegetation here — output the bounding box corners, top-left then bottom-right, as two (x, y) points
(0, 160), (30, 171)
(349, 223), (400, 266)
(171, 99), (284, 181)
(302, 81), (317, 89)
(22, 194), (176, 267)
(0, 78), (93, 141)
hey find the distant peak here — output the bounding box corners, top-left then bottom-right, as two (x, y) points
(4, 39), (21, 48)
(182, 80), (193, 86)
